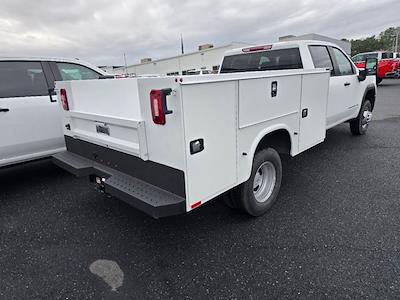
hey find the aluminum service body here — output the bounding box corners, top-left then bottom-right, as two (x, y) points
(53, 40), (376, 217)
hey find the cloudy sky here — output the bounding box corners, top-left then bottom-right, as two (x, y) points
(0, 0), (399, 66)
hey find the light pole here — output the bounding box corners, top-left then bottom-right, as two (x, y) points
(123, 53), (128, 75)
(392, 31), (399, 53)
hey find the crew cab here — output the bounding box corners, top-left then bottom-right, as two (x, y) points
(0, 57), (108, 167)
(53, 41), (377, 218)
(352, 51), (400, 83)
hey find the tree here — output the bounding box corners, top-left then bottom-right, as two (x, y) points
(346, 26), (400, 56)
(379, 27), (400, 51)
(350, 36), (384, 56)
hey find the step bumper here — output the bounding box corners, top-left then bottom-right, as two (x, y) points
(53, 151), (186, 218)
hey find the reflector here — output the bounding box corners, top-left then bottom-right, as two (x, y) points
(60, 88), (69, 111)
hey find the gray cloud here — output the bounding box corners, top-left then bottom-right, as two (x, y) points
(0, 0), (399, 66)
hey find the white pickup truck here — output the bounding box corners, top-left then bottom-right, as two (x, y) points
(0, 57), (108, 167)
(53, 41), (377, 218)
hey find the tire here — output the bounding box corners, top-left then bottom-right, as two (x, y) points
(350, 100), (372, 136)
(223, 189), (239, 209)
(376, 77), (383, 85)
(236, 148), (282, 216)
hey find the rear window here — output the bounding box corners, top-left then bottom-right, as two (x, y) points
(309, 46), (333, 71)
(0, 61), (48, 98)
(220, 48), (303, 73)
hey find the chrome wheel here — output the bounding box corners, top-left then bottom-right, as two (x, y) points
(253, 161), (277, 203)
(362, 109), (373, 129)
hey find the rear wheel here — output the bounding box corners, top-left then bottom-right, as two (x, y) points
(350, 100), (372, 136)
(232, 148), (282, 216)
(223, 188), (240, 209)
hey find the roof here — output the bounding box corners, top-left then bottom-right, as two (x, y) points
(353, 51), (393, 55)
(0, 56), (107, 74)
(280, 33), (350, 44)
(223, 40), (341, 56)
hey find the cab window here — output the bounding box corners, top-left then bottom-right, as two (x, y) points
(330, 47), (355, 76)
(0, 61), (49, 98)
(309, 46), (334, 73)
(366, 53), (378, 59)
(381, 52), (393, 59)
(352, 54), (365, 62)
(56, 63), (100, 80)
(220, 48), (303, 73)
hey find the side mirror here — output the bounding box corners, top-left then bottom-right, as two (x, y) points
(358, 58), (378, 82)
(358, 69), (367, 82)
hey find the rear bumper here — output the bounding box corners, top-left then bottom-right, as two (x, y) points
(53, 150), (186, 218)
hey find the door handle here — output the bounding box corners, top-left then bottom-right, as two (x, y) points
(271, 81), (278, 97)
(0, 108), (9, 112)
(161, 88), (173, 115)
(49, 88), (57, 102)
(344, 82), (351, 86)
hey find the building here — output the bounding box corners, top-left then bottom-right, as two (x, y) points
(112, 34), (351, 76)
(98, 65), (124, 73)
(279, 33), (351, 54)
(112, 42), (249, 76)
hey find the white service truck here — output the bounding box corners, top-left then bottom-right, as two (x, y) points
(53, 41), (377, 218)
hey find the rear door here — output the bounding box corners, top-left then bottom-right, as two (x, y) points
(0, 61), (64, 166)
(328, 47), (360, 122)
(309, 45), (358, 128)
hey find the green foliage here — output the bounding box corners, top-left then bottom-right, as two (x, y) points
(348, 27), (400, 56)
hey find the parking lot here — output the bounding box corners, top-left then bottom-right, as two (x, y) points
(1, 79), (400, 299)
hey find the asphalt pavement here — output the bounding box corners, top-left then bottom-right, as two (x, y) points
(1, 79), (400, 299)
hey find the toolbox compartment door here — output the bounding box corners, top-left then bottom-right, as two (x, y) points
(181, 81), (238, 209)
(298, 72), (330, 152)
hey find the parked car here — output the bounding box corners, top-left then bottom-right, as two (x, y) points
(53, 41), (377, 218)
(352, 51), (399, 83)
(0, 57), (108, 167)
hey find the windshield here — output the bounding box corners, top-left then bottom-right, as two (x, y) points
(352, 53), (378, 62)
(220, 48), (303, 73)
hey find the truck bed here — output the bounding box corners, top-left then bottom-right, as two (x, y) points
(54, 69), (330, 217)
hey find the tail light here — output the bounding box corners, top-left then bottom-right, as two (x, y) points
(150, 90), (165, 125)
(242, 45), (272, 53)
(150, 89), (172, 125)
(60, 88), (69, 111)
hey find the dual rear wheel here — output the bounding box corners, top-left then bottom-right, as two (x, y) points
(224, 148), (282, 216)
(226, 100), (372, 216)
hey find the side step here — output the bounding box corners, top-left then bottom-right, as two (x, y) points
(53, 151), (186, 218)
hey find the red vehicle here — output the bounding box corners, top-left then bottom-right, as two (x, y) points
(352, 51), (400, 84)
